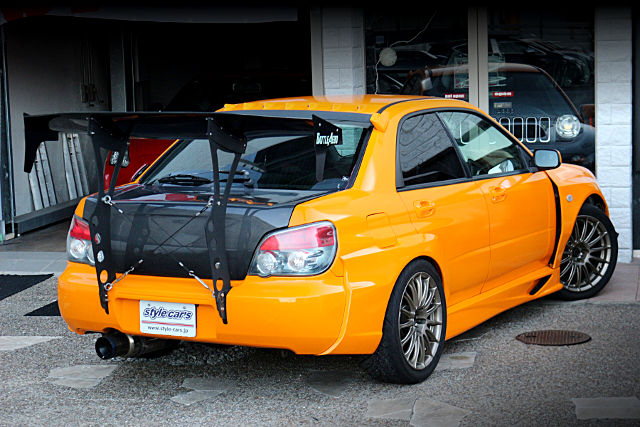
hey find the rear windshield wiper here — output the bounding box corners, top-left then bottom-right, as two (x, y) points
(157, 174), (213, 186)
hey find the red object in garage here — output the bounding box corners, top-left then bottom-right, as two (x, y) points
(104, 138), (175, 189)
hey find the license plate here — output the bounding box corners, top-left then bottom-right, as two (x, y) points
(139, 300), (196, 338)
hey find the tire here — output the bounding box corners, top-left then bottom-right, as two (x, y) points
(363, 260), (447, 384)
(556, 204), (618, 300)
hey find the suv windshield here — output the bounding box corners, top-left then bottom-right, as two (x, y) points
(143, 120), (371, 192)
(428, 66), (578, 118)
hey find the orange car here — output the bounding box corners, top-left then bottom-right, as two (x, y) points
(24, 95), (618, 384)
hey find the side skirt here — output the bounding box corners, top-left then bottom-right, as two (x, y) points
(446, 266), (562, 340)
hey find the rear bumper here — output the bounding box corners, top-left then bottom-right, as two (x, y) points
(59, 263), (347, 355)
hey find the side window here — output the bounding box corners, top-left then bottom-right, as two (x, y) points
(397, 113), (466, 187)
(438, 111), (525, 176)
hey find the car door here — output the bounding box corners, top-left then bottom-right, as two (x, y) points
(395, 112), (491, 306)
(438, 111), (556, 292)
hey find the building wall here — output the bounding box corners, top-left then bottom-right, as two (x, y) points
(595, 6), (633, 262)
(322, 8), (365, 95)
(322, 6), (635, 263)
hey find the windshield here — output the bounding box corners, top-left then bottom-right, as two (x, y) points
(143, 121), (371, 192)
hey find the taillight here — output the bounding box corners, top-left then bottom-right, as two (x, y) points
(67, 215), (94, 265)
(249, 222), (337, 277)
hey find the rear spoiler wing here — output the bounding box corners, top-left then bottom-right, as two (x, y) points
(24, 112), (247, 323)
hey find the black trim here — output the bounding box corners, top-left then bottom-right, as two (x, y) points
(397, 177), (472, 192)
(86, 117), (129, 314)
(346, 126), (373, 190)
(376, 97), (428, 114)
(529, 275), (551, 295)
(547, 178), (563, 267)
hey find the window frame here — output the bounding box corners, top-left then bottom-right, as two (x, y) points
(395, 110), (472, 192)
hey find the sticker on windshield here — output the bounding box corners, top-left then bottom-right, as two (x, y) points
(313, 115), (342, 182)
(314, 115), (343, 146)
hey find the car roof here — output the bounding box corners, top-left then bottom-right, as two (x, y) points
(218, 95), (440, 115)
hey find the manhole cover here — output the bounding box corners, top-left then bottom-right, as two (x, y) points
(516, 330), (591, 346)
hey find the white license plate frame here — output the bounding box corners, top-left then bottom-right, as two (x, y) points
(139, 300), (196, 338)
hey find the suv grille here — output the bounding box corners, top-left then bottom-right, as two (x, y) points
(497, 117), (551, 143)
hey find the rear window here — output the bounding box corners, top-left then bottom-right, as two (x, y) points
(142, 121), (370, 192)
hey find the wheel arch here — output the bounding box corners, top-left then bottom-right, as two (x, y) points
(584, 193), (608, 214)
(401, 255), (448, 304)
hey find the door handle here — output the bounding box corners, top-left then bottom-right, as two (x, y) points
(413, 200), (435, 218)
(489, 185), (507, 203)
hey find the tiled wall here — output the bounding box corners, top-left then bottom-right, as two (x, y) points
(596, 6), (633, 262)
(322, 8), (364, 96)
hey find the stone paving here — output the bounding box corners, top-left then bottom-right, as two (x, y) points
(1, 238), (639, 425)
(48, 365), (118, 389)
(572, 397), (640, 420)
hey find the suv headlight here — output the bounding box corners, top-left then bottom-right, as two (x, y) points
(249, 222), (337, 277)
(555, 115), (581, 139)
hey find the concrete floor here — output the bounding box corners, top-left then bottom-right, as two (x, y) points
(0, 220), (69, 252)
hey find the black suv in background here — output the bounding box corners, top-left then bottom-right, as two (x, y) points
(379, 62), (595, 172)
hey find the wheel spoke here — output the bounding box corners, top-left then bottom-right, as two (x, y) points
(585, 261), (603, 277)
(584, 220), (598, 243)
(589, 256), (610, 265)
(579, 218), (589, 241)
(417, 335), (426, 367)
(424, 328), (438, 344)
(403, 292), (416, 312)
(582, 265), (592, 286)
(400, 330), (412, 345)
(401, 306), (414, 317)
(400, 320), (415, 329)
(424, 302), (441, 316)
(423, 285), (435, 309)
(418, 276), (431, 307)
(566, 264), (576, 285)
(587, 231), (607, 247)
(560, 260), (573, 276)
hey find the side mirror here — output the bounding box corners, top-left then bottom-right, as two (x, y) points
(534, 149), (561, 171)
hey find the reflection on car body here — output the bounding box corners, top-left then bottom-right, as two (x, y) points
(27, 95), (617, 384)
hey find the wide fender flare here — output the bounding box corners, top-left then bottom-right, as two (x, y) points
(544, 165), (609, 269)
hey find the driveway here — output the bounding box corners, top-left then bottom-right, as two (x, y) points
(0, 270), (638, 426)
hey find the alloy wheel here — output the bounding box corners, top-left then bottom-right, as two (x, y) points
(398, 272), (443, 370)
(560, 214), (613, 293)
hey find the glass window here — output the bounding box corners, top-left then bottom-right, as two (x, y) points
(364, 8), (468, 96)
(438, 111), (525, 176)
(486, 9), (595, 173)
(143, 121), (370, 192)
(397, 113), (466, 187)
